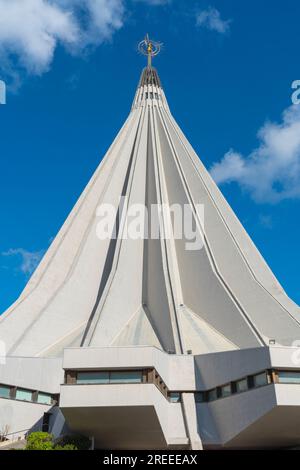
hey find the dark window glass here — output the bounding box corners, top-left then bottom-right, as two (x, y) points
(253, 372), (268, 388)
(0, 385), (10, 399)
(77, 372), (109, 384)
(109, 371), (142, 384)
(37, 393), (52, 405)
(169, 392), (181, 403)
(221, 384), (232, 398)
(16, 388), (32, 402)
(278, 371), (300, 384)
(208, 389), (217, 402)
(236, 378), (248, 393)
(195, 392), (206, 403)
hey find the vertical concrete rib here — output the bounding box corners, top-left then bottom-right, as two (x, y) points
(155, 104), (265, 348)
(142, 114), (177, 353)
(82, 106), (147, 346)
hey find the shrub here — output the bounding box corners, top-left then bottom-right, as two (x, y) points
(54, 444), (77, 451)
(55, 434), (91, 450)
(25, 432), (88, 450)
(26, 432), (54, 450)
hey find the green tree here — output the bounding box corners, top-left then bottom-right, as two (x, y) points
(25, 432), (54, 450)
(54, 444), (77, 450)
(25, 432), (89, 450)
(54, 434), (90, 450)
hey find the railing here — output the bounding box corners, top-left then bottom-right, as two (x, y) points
(0, 428), (30, 447)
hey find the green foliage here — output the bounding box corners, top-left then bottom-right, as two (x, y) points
(55, 434), (91, 450)
(25, 432), (87, 450)
(26, 432), (54, 450)
(54, 444), (77, 451)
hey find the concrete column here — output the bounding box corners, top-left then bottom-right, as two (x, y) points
(181, 393), (203, 450)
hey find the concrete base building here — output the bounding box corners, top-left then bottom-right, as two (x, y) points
(1, 40), (300, 449)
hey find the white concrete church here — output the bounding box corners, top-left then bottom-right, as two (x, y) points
(1, 37), (300, 449)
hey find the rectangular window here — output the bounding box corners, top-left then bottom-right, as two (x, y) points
(277, 371), (300, 384)
(0, 385), (10, 399)
(208, 389), (217, 402)
(236, 378), (248, 393)
(253, 372), (268, 388)
(169, 392), (181, 403)
(42, 412), (51, 433)
(77, 371), (109, 384)
(37, 393), (52, 405)
(16, 388), (32, 402)
(109, 371), (142, 384)
(195, 392), (206, 403)
(221, 384), (232, 398)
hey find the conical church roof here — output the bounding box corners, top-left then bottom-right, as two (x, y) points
(1, 64), (300, 358)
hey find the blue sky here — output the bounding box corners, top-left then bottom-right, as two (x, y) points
(0, 0), (299, 313)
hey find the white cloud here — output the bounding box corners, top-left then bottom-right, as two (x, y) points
(0, 0), (78, 75)
(196, 7), (231, 34)
(2, 248), (45, 275)
(0, 0), (125, 80)
(210, 105), (300, 203)
(59, 0), (125, 47)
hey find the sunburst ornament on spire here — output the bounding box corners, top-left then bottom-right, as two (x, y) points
(138, 34), (162, 68)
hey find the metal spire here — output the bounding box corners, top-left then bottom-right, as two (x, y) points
(138, 34), (162, 68)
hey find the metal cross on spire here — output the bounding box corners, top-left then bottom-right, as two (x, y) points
(138, 34), (162, 68)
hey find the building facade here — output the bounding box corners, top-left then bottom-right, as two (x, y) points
(1, 57), (300, 449)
